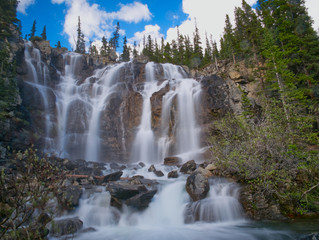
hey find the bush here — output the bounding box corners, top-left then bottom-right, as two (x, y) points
(0, 148), (65, 239)
(209, 102), (319, 216)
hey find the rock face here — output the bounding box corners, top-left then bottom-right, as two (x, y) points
(185, 171), (210, 202)
(240, 185), (286, 220)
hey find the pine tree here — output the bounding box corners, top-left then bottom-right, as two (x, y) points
(133, 41), (138, 58)
(100, 36), (108, 56)
(29, 20), (36, 40)
(121, 36), (130, 62)
(203, 33), (212, 66)
(55, 41), (61, 48)
(0, 0), (19, 40)
(41, 25), (47, 40)
(193, 20), (203, 59)
(110, 22), (120, 51)
(75, 16), (85, 54)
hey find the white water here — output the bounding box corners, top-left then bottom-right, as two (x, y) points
(24, 41), (55, 151)
(68, 168), (293, 240)
(131, 62), (203, 163)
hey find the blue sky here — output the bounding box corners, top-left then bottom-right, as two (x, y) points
(17, 0), (319, 52)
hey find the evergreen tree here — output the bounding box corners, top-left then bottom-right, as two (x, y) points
(220, 14), (236, 62)
(184, 35), (193, 66)
(55, 41), (61, 48)
(193, 20), (203, 60)
(0, 0), (19, 40)
(203, 33), (212, 66)
(75, 16), (85, 54)
(29, 20), (36, 40)
(163, 42), (172, 63)
(110, 22), (120, 51)
(100, 36), (108, 56)
(133, 41), (138, 58)
(41, 25), (47, 40)
(121, 36), (130, 61)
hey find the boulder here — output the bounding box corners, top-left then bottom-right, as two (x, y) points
(168, 170), (178, 178)
(180, 160), (197, 174)
(58, 185), (82, 209)
(154, 170), (164, 177)
(164, 157), (182, 166)
(195, 167), (213, 178)
(50, 217), (83, 237)
(103, 171), (123, 183)
(106, 182), (147, 200)
(148, 164), (156, 172)
(185, 171), (210, 202)
(125, 189), (157, 210)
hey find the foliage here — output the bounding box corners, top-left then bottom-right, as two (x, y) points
(209, 101), (319, 216)
(0, 148), (66, 239)
(0, 0), (19, 40)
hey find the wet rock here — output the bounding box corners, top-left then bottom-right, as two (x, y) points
(154, 170), (164, 177)
(103, 171), (123, 183)
(168, 170), (178, 178)
(164, 157), (182, 166)
(139, 162), (146, 167)
(106, 182), (147, 200)
(185, 171), (210, 202)
(125, 189), (157, 210)
(50, 217), (83, 237)
(195, 167), (213, 178)
(180, 160), (197, 174)
(148, 164), (156, 172)
(58, 185), (82, 209)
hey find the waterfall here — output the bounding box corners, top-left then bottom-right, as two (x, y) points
(131, 62), (168, 163)
(185, 178), (244, 223)
(56, 56), (127, 161)
(24, 41), (55, 151)
(131, 62), (202, 163)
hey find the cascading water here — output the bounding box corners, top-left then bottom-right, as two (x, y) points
(69, 168), (293, 240)
(131, 62), (203, 163)
(131, 62), (168, 163)
(55, 57), (128, 161)
(24, 41), (55, 151)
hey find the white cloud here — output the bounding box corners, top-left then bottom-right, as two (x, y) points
(17, 0), (35, 15)
(61, 0), (151, 50)
(129, 24), (164, 45)
(167, 0), (254, 47)
(305, 0), (319, 33)
(109, 2), (152, 23)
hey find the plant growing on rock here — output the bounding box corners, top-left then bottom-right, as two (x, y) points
(0, 148), (66, 239)
(209, 101), (319, 217)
